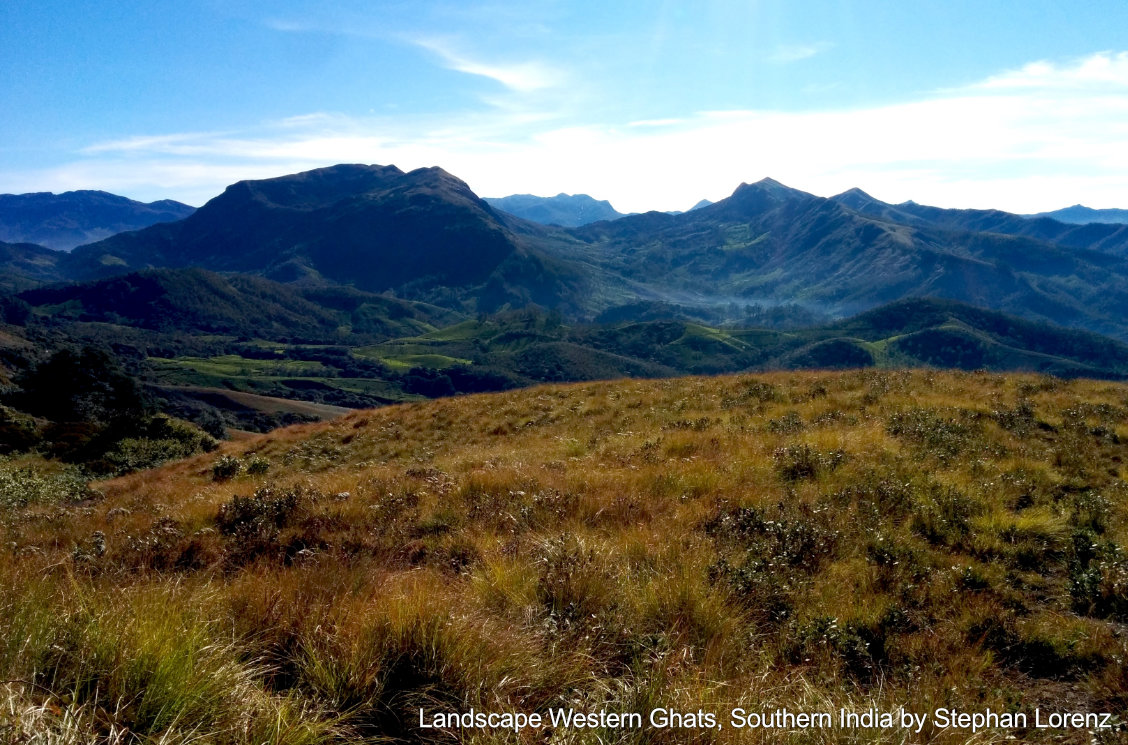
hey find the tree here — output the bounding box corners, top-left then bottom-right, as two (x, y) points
(17, 346), (145, 424)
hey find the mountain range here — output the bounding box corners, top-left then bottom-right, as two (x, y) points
(6, 164), (1128, 441)
(6, 162), (1128, 347)
(0, 190), (195, 250)
(39, 166), (1127, 341)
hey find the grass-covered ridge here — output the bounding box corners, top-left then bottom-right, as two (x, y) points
(3, 370), (1128, 743)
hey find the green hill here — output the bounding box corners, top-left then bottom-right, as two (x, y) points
(19, 267), (461, 343)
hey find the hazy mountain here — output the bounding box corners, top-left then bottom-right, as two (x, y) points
(484, 193), (625, 226)
(0, 190), (195, 251)
(63, 164), (592, 314)
(1029, 205), (1128, 225)
(831, 187), (1128, 257)
(563, 178), (1128, 339)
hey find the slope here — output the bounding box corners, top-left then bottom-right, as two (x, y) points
(0, 240), (65, 291)
(5, 370), (1126, 742)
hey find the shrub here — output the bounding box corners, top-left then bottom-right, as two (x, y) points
(787, 615), (888, 681)
(1069, 534), (1128, 621)
(245, 454), (271, 475)
(766, 411), (805, 434)
(216, 486), (308, 537)
(887, 407), (978, 462)
(705, 504), (840, 571)
(773, 444), (846, 481)
(0, 458), (95, 509)
(212, 454), (242, 480)
(706, 504), (841, 625)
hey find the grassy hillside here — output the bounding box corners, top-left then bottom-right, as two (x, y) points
(3, 370), (1127, 743)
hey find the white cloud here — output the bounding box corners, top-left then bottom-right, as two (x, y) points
(768, 42), (832, 64)
(627, 118), (685, 128)
(970, 50), (1128, 91)
(6, 51), (1128, 213)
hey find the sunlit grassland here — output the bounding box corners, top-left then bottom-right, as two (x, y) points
(150, 355), (335, 378)
(3, 370), (1128, 743)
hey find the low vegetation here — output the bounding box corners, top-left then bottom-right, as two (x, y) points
(2, 370), (1128, 743)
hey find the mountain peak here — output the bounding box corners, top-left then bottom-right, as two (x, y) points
(217, 163), (418, 211)
(835, 187), (875, 200)
(831, 187), (885, 210)
(732, 177), (809, 196)
(725, 177), (814, 210)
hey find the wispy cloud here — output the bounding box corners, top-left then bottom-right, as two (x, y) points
(6, 52), (1128, 213)
(768, 42), (832, 64)
(411, 36), (560, 92)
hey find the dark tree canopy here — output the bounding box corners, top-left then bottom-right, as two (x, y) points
(18, 346), (146, 424)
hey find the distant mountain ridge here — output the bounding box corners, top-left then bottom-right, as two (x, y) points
(1029, 205), (1128, 225)
(831, 187), (1128, 256)
(0, 190), (195, 250)
(486, 193), (714, 225)
(484, 193), (625, 226)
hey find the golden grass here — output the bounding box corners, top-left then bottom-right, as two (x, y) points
(3, 369), (1128, 743)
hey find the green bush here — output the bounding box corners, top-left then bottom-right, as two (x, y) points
(0, 458), (95, 509)
(212, 455), (242, 480)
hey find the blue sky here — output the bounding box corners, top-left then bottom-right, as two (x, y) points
(3, 0), (1128, 213)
